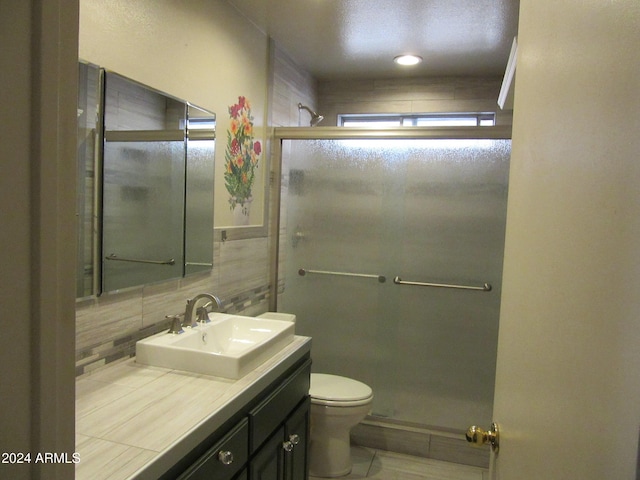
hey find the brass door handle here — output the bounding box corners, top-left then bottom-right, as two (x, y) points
(465, 422), (499, 453)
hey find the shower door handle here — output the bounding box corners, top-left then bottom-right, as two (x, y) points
(393, 276), (492, 291)
(465, 423), (499, 453)
(299, 268), (386, 283)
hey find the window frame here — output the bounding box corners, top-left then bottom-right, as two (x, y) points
(338, 112), (496, 127)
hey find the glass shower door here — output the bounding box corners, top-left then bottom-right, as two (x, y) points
(277, 132), (510, 431)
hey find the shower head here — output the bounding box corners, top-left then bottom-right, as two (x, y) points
(298, 103), (324, 127)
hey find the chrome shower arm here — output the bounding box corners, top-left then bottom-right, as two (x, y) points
(297, 103), (324, 126)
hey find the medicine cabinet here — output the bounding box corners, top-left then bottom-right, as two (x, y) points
(76, 61), (215, 297)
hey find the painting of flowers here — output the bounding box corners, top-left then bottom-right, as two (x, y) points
(224, 96), (261, 224)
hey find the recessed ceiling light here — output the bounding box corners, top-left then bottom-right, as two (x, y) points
(394, 54), (423, 66)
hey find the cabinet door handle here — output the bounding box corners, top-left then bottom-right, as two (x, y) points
(218, 450), (234, 465)
(282, 434), (300, 452)
(282, 440), (294, 452)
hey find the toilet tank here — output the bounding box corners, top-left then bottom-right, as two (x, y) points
(257, 312), (297, 323)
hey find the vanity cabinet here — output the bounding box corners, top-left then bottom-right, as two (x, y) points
(169, 356), (311, 480)
(177, 419), (249, 480)
(283, 399), (310, 480)
(250, 397), (310, 480)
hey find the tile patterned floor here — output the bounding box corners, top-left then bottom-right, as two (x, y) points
(310, 446), (489, 480)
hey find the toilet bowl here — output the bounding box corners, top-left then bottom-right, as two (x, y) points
(255, 313), (373, 477)
(308, 373), (373, 478)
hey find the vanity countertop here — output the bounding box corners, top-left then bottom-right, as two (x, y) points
(75, 335), (312, 480)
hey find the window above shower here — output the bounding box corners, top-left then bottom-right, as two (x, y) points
(338, 112), (496, 127)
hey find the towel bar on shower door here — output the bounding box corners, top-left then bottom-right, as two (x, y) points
(298, 268), (386, 283)
(393, 276), (492, 292)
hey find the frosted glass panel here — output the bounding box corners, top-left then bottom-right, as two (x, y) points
(185, 139), (215, 274)
(102, 140), (185, 292)
(279, 137), (510, 430)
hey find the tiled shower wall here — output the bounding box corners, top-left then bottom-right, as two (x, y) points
(75, 44), (319, 376)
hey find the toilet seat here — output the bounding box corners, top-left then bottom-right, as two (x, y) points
(310, 373), (373, 407)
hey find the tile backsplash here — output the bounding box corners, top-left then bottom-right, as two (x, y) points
(75, 237), (271, 376)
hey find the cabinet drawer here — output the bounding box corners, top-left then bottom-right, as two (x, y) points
(178, 417), (249, 480)
(249, 359), (311, 452)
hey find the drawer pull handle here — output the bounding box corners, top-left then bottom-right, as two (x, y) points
(282, 434), (300, 452)
(218, 450), (234, 465)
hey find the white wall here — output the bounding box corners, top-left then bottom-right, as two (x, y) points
(494, 0), (640, 477)
(80, 0), (267, 121)
(1, 4), (33, 468)
(0, 1), (78, 479)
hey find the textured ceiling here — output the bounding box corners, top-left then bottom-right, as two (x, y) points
(226, 0), (520, 80)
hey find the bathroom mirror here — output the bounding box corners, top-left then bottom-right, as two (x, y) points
(76, 62), (215, 297)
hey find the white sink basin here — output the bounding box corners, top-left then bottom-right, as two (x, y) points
(135, 313), (295, 379)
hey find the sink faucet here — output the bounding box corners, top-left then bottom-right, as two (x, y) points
(183, 293), (222, 328)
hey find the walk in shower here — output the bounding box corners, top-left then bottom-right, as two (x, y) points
(271, 127), (511, 432)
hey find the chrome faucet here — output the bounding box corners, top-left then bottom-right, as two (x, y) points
(183, 293), (222, 328)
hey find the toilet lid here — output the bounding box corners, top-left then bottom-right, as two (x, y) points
(310, 374), (373, 405)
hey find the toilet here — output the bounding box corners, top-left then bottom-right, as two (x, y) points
(257, 312), (374, 478)
(308, 373), (373, 477)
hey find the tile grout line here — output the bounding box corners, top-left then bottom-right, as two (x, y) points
(365, 450), (377, 477)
